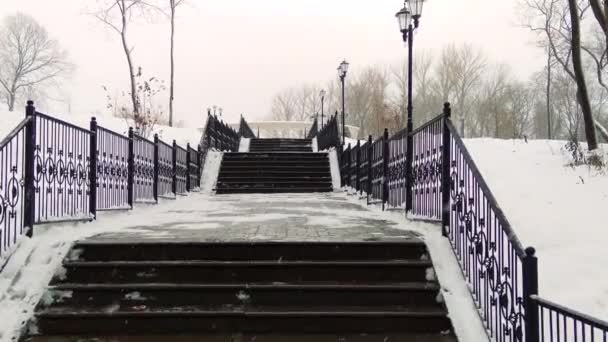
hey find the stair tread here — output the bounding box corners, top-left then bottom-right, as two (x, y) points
(63, 260), (433, 267)
(73, 240), (425, 247)
(37, 306), (449, 317)
(49, 282), (440, 291)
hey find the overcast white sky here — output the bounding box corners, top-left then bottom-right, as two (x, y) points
(0, 0), (544, 125)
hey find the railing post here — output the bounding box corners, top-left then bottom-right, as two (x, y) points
(442, 102), (452, 236)
(346, 143), (351, 188)
(127, 127), (134, 209)
(356, 140), (361, 191)
(366, 135), (372, 204)
(197, 144), (202, 188)
(206, 112), (212, 151)
(24, 101), (37, 236)
(523, 247), (540, 342)
(172, 140), (177, 195)
(406, 123), (414, 213)
(153, 134), (159, 203)
(382, 128), (389, 211)
(186, 143), (191, 192)
(89, 117), (98, 219)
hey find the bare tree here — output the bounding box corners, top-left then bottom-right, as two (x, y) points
(168, 0), (186, 127)
(568, 0), (599, 150)
(0, 13), (70, 111)
(93, 0), (159, 122)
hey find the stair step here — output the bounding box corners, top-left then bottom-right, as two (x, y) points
(33, 308), (452, 335)
(54, 260), (433, 284)
(44, 282), (440, 308)
(216, 182), (333, 189)
(70, 241), (428, 262)
(216, 187), (333, 194)
(25, 333), (459, 342)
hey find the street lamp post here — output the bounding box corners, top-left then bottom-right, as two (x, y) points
(338, 60), (349, 145)
(396, 0), (424, 213)
(320, 89), (326, 128)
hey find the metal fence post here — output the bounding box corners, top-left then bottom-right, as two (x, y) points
(382, 128), (389, 211)
(346, 143), (351, 188)
(197, 144), (202, 188)
(356, 140), (361, 191)
(186, 143), (191, 192)
(127, 128), (135, 208)
(89, 117), (98, 219)
(153, 134), (159, 203)
(24, 101), (37, 236)
(406, 120), (414, 213)
(366, 135), (372, 204)
(172, 140), (177, 195)
(523, 247), (540, 342)
(442, 103), (452, 236)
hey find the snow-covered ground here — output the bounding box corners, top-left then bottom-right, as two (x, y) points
(0, 109), (202, 148)
(465, 138), (608, 320)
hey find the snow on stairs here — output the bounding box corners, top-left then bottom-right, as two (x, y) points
(216, 138), (332, 194)
(25, 241), (458, 341)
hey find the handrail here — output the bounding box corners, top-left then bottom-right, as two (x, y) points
(35, 111), (91, 134)
(409, 113), (444, 136)
(445, 119), (527, 257)
(532, 295), (608, 330)
(0, 116), (31, 148)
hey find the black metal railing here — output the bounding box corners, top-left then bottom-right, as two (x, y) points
(238, 115), (256, 139)
(350, 141), (360, 191)
(307, 118), (318, 140)
(326, 102), (608, 342)
(340, 144), (351, 187)
(94, 122), (130, 211)
(34, 111), (91, 223)
(200, 113), (240, 172)
(317, 113), (340, 151)
(534, 296), (608, 341)
(0, 101), (218, 268)
(0, 117), (30, 263)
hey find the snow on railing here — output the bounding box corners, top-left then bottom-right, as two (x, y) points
(330, 102), (608, 342)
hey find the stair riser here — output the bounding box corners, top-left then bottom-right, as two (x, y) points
(219, 168), (330, 173)
(71, 243), (428, 262)
(33, 315), (452, 335)
(44, 288), (440, 308)
(217, 178), (333, 182)
(220, 161), (329, 166)
(216, 183), (333, 189)
(55, 265), (431, 284)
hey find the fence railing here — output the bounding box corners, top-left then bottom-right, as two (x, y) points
(200, 113), (240, 169)
(307, 118), (318, 140)
(0, 101), (209, 268)
(238, 115), (256, 139)
(317, 113), (341, 152)
(329, 102), (606, 342)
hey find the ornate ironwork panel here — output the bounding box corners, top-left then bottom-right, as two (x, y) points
(369, 138), (384, 204)
(34, 113), (91, 223)
(411, 118), (442, 219)
(0, 120), (27, 259)
(340, 146), (350, 188)
(188, 147), (200, 190)
(350, 144), (359, 190)
(387, 133), (407, 209)
(358, 143), (369, 196)
(157, 140), (174, 199)
(448, 127), (526, 342)
(133, 134), (155, 202)
(96, 126), (129, 210)
(175, 145), (188, 195)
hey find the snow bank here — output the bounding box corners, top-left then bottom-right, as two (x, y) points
(200, 151), (223, 194)
(328, 150), (341, 190)
(0, 108), (202, 148)
(238, 138), (250, 152)
(465, 138), (608, 320)
(311, 137), (318, 152)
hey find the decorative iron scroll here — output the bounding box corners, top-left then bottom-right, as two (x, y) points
(447, 120), (526, 342)
(188, 146), (200, 190)
(175, 145), (188, 195)
(0, 119), (28, 258)
(96, 126), (129, 210)
(369, 137), (384, 204)
(34, 113), (90, 223)
(387, 129), (407, 209)
(133, 134), (155, 203)
(411, 117), (443, 219)
(157, 139), (174, 199)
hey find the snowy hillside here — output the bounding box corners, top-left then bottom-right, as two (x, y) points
(0, 109), (203, 148)
(465, 138), (608, 320)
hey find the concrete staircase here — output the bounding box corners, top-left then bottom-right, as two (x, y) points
(216, 139), (333, 194)
(26, 240), (457, 341)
